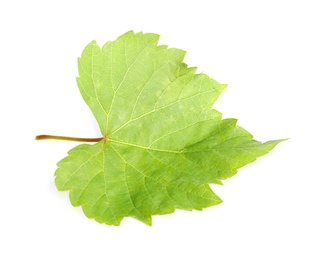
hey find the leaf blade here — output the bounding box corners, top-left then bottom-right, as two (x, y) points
(55, 31), (284, 225)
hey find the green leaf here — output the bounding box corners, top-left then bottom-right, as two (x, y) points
(55, 31), (283, 226)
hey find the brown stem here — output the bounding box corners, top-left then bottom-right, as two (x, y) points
(35, 135), (104, 142)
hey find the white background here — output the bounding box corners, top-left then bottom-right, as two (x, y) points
(1, 0), (322, 259)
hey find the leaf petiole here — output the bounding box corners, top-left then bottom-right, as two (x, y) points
(35, 135), (103, 142)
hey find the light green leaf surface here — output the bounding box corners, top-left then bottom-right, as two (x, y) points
(55, 31), (283, 225)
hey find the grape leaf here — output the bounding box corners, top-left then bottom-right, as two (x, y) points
(54, 31), (283, 226)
